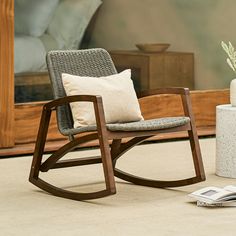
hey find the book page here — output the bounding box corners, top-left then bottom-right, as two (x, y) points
(224, 185), (236, 192)
(189, 186), (236, 204)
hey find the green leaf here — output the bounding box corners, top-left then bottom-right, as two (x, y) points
(227, 58), (236, 72)
(229, 41), (235, 55)
(221, 41), (229, 54)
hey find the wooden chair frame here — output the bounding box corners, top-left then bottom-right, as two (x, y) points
(29, 87), (205, 201)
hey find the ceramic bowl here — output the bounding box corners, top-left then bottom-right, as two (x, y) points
(136, 43), (170, 53)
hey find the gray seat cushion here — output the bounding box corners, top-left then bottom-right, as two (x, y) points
(61, 117), (190, 136)
(106, 117), (190, 131)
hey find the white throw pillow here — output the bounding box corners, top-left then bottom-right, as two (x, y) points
(62, 69), (143, 128)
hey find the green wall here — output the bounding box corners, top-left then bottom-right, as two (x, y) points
(89, 0), (236, 90)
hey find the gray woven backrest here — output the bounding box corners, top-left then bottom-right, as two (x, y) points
(46, 48), (117, 134)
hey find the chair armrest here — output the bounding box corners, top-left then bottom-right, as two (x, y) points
(41, 95), (107, 134)
(137, 87), (189, 98)
(138, 87), (194, 121)
(43, 95), (103, 110)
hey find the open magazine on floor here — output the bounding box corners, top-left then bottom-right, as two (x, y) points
(189, 185), (236, 207)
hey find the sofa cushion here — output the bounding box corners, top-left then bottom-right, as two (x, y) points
(15, 0), (59, 37)
(62, 69), (143, 128)
(14, 35), (47, 73)
(47, 0), (102, 49)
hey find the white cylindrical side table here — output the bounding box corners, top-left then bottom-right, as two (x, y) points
(216, 104), (236, 178)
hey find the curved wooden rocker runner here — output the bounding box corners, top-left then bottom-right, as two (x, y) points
(29, 49), (205, 201)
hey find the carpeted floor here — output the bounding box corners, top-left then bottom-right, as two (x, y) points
(1, 138), (236, 236)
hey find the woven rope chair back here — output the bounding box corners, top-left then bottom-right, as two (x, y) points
(46, 48), (117, 133)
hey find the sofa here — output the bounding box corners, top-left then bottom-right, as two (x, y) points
(14, 0), (102, 74)
(14, 0), (102, 103)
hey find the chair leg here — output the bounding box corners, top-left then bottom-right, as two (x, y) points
(93, 97), (116, 194)
(112, 133), (205, 188)
(29, 108), (116, 201)
(97, 130), (116, 194)
(111, 139), (122, 167)
(29, 107), (51, 181)
(100, 144), (116, 194)
(188, 128), (206, 181)
(30, 139), (116, 200)
(180, 88), (205, 181)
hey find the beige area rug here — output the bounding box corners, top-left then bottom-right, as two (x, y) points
(1, 138), (236, 236)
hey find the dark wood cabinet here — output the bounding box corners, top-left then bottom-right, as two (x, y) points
(110, 50), (194, 92)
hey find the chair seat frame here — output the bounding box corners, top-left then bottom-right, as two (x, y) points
(29, 87), (205, 201)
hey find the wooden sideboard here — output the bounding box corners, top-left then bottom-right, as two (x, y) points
(110, 50), (194, 91)
(0, 89), (229, 157)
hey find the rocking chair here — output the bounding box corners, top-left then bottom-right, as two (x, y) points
(29, 48), (205, 201)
